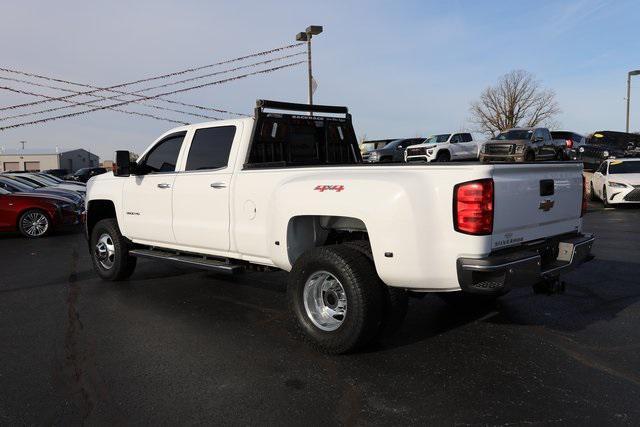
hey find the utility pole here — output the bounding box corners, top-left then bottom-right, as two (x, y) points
(295, 25), (323, 108)
(627, 70), (640, 133)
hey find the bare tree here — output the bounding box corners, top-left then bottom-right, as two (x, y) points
(470, 70), (560, 137)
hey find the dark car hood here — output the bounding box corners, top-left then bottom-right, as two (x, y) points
(485, 139), (528, 145)
(33, 187), (82, 200)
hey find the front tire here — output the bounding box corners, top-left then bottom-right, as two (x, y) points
(18, 209), (51, 238)
(287, 245), (384, 354)
(602, 186), (610, 208)
(90, 218), (137, 281)
(435, 151), (450, 162)
(590, 182), (597, 201)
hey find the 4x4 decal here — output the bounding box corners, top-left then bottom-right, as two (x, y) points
(314, 185), (345, 192)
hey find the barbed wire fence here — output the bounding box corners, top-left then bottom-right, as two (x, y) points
(0, 42), (306, 131)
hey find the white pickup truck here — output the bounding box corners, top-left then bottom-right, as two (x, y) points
(86, 100), (594, 354)
(404, 132), (480, 162)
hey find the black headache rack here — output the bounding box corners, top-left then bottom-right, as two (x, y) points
(244, 99), (362, 169)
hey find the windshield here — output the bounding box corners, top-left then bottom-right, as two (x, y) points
(494, 130), (533, 140)
(424, 134), (450, 144)
(0, 188), (9, 195)
(609, 160), (640, 174)
(31, 175), (57, 185)
(10, 175), (44, 188)
(74, 168), (90, 175)
(40, 173), (63, 183)
(0, 178), (32, 192)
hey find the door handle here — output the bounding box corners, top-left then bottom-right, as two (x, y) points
(157, 183), (171, 189)
(210, 182), (227, 189)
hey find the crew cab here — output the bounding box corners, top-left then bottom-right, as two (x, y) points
(404, 133), (479, 162)
(480, 127), (565, 162)
(86, 100), (594, 354)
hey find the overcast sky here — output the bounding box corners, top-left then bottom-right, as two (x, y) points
(1, 0), (639, 160)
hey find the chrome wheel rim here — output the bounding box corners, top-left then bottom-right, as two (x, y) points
(95, 233), (115, 270)
(21, 212), (48, 237)
(303, 271), (347, 331)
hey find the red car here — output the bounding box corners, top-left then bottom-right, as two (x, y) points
(0, 188), (84, 238)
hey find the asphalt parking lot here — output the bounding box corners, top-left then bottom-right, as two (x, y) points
(1, 198), (640, 425)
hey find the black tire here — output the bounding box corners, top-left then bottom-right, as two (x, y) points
(438, 291), (502, 309)
(287, 245), (384, 354)
(602, 187), (610, 208)
(590, 182), (597, 202)
(18, 209), (51, 238)
(524, 151), (535, 162)
(435, 151), (451, 162)
(90, 218), (137, 281)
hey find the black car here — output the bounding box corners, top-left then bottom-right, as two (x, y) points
(362, 138), (425, 163)
(0, 176), (84, 206)
(68, 167), (108, 183)
(581, 131), (640, 170)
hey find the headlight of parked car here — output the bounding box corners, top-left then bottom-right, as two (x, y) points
(369, 152), (379, 159)
(603, 150), (609, 157)
(608, 181), (627, 188)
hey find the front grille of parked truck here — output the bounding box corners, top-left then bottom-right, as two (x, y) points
(485, 144), (514, 155)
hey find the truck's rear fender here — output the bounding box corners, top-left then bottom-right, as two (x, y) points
(265, 168), (493, 289)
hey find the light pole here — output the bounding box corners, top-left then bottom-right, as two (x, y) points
(295, 25), (323, 108)
(626, 70), (640, 133)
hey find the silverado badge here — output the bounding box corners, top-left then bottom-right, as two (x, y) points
(538, 199), (554, 212)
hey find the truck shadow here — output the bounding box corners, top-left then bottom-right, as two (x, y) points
(376, 258), (640, 351)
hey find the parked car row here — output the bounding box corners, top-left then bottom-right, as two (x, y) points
(0, 172), (87, 238)
(362, 128), (640, 172)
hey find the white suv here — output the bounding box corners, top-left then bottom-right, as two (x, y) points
(405, 133), (479, 162)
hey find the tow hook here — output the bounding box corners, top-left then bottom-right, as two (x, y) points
(533, 278), (566, 295)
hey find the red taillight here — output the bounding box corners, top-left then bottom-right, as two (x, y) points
(454, 179), (494, 235)
(565, 139), (573, 148)
(581, 175), (587, 217)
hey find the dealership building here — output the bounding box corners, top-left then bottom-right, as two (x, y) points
(0, 148), (99, 173)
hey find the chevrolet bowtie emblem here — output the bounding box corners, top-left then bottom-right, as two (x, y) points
(539, 199), (554, 211)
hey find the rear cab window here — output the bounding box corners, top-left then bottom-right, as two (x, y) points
(185, 126), (237, 171)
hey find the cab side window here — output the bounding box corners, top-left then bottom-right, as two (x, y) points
(450, 134), (461, 143)
(140, 132), (185, 173)
(185, 126), (236, 171)
(461, 133), (473, 142)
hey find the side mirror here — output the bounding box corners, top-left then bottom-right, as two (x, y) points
(114, 150), (133, 177)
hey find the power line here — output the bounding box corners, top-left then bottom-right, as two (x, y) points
(0, 75), (220, 122)
(1, 86), (191, 125)
(0, 42), (303, 111)
(0, 61), (304, 131)
(0, 51), (305, 120)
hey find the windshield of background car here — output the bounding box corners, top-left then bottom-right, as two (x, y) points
(11, 176), (43, 187)
(0, 178), (32, 192)
(0, 188), (9, 195)
(41, 174), (63, 183)
(31, 175), (56, 185)
(425, 134), (450, 144)
(609, 161), (640, 174)
(384, 139), (403, 148)
(495, 130), (533, 140)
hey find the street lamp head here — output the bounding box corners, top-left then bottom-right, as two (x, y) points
(295, 32), (308, 42)
(306, 25), (323, 36)
(630, 70), (640, 76)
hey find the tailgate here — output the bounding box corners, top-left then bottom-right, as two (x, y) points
(491, 163), (583, 250)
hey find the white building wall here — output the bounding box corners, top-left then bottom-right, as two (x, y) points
(0, 154), (60, 172)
